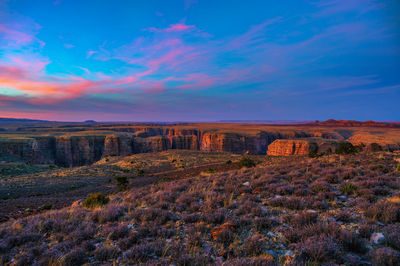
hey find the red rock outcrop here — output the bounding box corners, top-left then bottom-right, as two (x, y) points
(267, 139), (337, 156)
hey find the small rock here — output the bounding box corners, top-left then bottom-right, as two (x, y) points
(127, 224), (135, 230)
(71, 199), (83, 207)
(242, 181), (250, 186)
(370, 232), (385, 244)
(338, 195), (347, 200)
(377, 222), (385, 226)
(203, 246), (213, 255)
(266, 250), (276, 256)
(284, 250), (294, 257)
(306, 209), (317, 214)
(267, 231), (275, 237)
(215, 257), (224, 264)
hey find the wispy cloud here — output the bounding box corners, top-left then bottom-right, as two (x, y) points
(146, 23), (196, 33)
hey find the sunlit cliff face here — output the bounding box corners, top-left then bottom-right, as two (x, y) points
(0, 0), (399, 121)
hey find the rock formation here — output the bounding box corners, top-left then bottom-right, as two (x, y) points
(1, 123), (399, 166)
(267, 139), (338, 156)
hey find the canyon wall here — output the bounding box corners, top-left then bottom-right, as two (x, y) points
(0, 125), (397, 166)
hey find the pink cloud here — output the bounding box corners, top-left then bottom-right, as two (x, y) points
(0, 23), (44, 48)
(229, 18), (282, 49)
(0, 54), (143, 104)
(0, 25), (34, 46)
(86, 50), (97, 58)
(147, 23), (196, 33)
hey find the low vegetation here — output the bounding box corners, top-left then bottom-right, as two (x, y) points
(0, 152), (399, 265)
(238, 156), (256, 168)
(82, 192), (110, 209)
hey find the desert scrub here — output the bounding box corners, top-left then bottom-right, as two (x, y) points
(83, 192), (110, 208)
(336, 142), (358, 155)
(115, 176), (129, 191)
(238, 156), (256, 168)
(341, 183), (358, 195)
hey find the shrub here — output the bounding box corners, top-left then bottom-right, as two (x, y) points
(83, 192), (109, 209)
(125, 242), (163, 263)
(59, 248), (87, 266)
(370, 143), (383, 152)
(94, 246), (120, 261)
(211, 223), (235, 244)
(358, 224), (376, 239)
(364, 202), (400, 224)
(114, 176), (129, 191)
(341, 183), (358, 195)
(104, 224), (130, 240)
(296, 234), (341, 263)
(336, 142), (357, 155)
(370, 248), (400, 266)
(92, 204), (124, 223)
(135, 168), (145, 176)
(118, 234), (139, 251)
(243, 235), (265, 256)
(308, 150), (319, 158)
(254, 217), (276, 231)
(222, 257), (275, 266)
(385, 225), (400, 250)
(238, 156), (256, 168)
(334, 211), (353, 223)
(291, 211), (318, 227)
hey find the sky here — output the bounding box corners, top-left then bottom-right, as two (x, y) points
(0, 0), (399, 122)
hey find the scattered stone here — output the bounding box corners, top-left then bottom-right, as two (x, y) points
(267, 231), (275, 237)
(203, 246), (213, 255)
(370, 232), (385, 245)
(338, 195), (347, 200)
(266, 250), (276, 256)
(242, 181), (250, 186)
(284, 250), (294, 257)
(71, 199), (83, 207)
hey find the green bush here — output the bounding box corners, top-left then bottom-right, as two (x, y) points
(308, 150), (319, 158)
(341, 183), (358, 195)
(83, 192), (109, 209)
(336, 142), (358, 155)
(206, 168), (216, 174)
(135, 168), (145, 176)
(238, 156), (256, 168)
(114, 176), (129, 191)
(370, 143), (383, 152)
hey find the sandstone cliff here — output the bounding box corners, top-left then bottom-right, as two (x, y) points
(1, 124), (398, 166)
(267, 139), (338, 156)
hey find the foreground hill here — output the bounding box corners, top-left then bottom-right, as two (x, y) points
(1, 152), (399, 265)
(0, 150), (242, 221)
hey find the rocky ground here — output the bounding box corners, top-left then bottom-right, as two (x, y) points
(0, 150), (241, 222)
(0, 152), (400, 265)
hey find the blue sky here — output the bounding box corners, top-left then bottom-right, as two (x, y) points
(0, 0), (399, 121)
